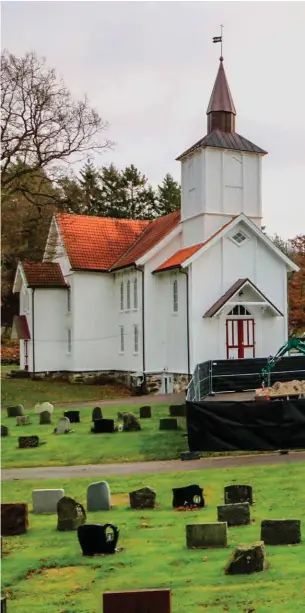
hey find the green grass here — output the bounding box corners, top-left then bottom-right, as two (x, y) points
(1, 404), (187, 468)
(2, 463), (305, 612)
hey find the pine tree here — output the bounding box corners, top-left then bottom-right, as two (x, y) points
(99, 164), (127, 218)
(156, 173), (181, 216)
(121, 165), (156, 220)
(79, 160), (103, 215)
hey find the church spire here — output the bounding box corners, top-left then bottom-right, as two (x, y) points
(206, 57), (236, 133)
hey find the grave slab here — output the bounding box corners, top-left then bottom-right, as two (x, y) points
(217, 502), (250, 526)
(261, 519), (301, 545)
(1, 425), (9, 437)
(87, 481), (111, 511)
(92, 407), (103, 421)
(40, 410), (52, 425)
(57, 496), (86, 531)
(32, 489), (65, 514)
(1, 502), (29, 536)
(1, 596), (7, 613)
(103, 589), (171, 613)
(225, 541), (265, 574)
(64, 410), (80, 423)
(186, 522), (227, 548)
(78, 523), (119, 556)
(173, 484), (204, 508)
(54, 417), (71, 434)
(169, 404), (186, 417)
(160, 418), (178, 430)
(18, 435), (39, 448)
(35, 401), (54, 414)
(122, 412), (141, 431)
(139, 406), (151, 418)
(180, 451), (200, 461)
(224, 485), (253, 505)
(92, 418), (115, 433)
(16, 415), (31, 426)
(7, 404), (24, 417)
(129, 486), (156, 509)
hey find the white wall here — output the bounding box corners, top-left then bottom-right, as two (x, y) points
(33, 289), (68, 372)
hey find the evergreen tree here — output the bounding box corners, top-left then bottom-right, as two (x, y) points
(79, 160), (103, 215)
(99, 164), (126, 218)
(156, 173), (181, 215)
(121, 164), (156, 220)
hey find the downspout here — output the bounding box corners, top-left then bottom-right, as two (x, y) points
(135, 266), (147, 392)
(179, 268), (191, 381)
(31, 288), (36, 377)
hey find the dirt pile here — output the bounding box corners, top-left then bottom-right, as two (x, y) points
(255, 380), (305, 398)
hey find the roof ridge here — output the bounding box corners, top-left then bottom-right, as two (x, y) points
(55, 212), (150, 225)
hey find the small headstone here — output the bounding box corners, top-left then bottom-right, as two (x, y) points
(129, 487), (156, 510)
(91, 418), (115, 434)
(159, 418), (178, 430)
(172, 484), (204, 509)
(139, 406), (151, 418)
(225, 541), (265, 574)
(122, 412), (141, 432)
(18, 435), (39, 448)
(217, 502), (251, 526)
(57, 496), (86, 531)
(16, 415), (31, 426)
(1, 425), (9, 437)
(1, 502), (29, 536)
(261, 519), (301, 545)
(169, 404), (186, 417)
(1, 596), (7, 613)
(103, 589), (171, 613)
(64, 410), (80, 423)
(7, 404), (24, 417)
(40, 410), (52, 425)
(92, 406), (103, 421)
(54, 417), (71, 434)
(87, 481), (111, 511)
(180, 451), (200, 461)
(78, 523), (119, 556)
(186, 522), (227, 549)
(32, 489), (65, 514)
(224, 485), (253, 505)
(34, 402), (54, 414)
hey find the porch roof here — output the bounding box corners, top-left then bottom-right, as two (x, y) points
(11, 315), (31, 340)
(203, 278), (284, 318)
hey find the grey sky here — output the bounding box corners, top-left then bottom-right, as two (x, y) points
(2, 1), (305, 239)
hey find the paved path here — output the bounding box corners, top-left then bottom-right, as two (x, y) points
(24, 392), (186, 410)
(3, 451), (305, 482)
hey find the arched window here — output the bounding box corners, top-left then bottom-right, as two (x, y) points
(228, 305), (251, 316)
(126, 280), (131, 310)
(173, 279), (178, 313)
(120, 281), (124, 311)
(133, 278), (138, 309)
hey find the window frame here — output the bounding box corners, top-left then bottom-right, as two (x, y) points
(172, 278), (179, 314)
(119, 325), (125, 354)
(67, 329), (72, 354)
(67, 286), (71, 313)
(133, 324), (139, 354)
(126, 279), (131, 311)
(133, 278), (138, 310)
(230, 229), (249, 247)
(120, 281), (124, 311)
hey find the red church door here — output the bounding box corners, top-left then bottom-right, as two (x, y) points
(226, 319), (255, 359)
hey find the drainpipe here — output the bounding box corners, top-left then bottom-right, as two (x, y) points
(135, 266), (147, 392)
(31, 288), (36, 377)
(179, 268), (191, 381)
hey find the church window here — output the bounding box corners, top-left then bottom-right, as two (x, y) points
(231, 230), (247, 246)
(119, 326), (125, 353)
(120, 281), (124, 311)
(133, 278), (138, 309)
(67, 329), (72, 353)
(126, 280), (131, 310)
(173, 279), (178, 313)
(228, 305), (251, 316)
(134, 324), (139, 354)
(67, 286), (71, 312)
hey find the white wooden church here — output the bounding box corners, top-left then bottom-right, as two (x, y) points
(13, 57), (299, 393)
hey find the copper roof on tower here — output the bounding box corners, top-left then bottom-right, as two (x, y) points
(206, 59), (236, 115)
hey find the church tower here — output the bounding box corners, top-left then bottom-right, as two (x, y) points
(178, 55), (267, 247)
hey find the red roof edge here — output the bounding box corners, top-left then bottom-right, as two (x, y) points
(11, 315), (31, 340)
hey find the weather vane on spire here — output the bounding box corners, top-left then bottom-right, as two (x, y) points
(213, 25), (224, 60)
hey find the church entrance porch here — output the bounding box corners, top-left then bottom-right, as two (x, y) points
(226, 317), (255, 359)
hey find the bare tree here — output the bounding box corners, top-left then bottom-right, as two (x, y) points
(1, 50), (112, 204)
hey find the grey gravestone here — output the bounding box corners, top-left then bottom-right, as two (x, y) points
(122, 412), (141, 432)
(16, 415), (31, 426)
(139, 406), (151, 418)
(57, 496), (86, 531)
(186, 522), (227, 549)
(225, 542), (265, 575)
(7, 404), (24, 417)
(18, 435), (39, 448)
(87, 481), (111, 511)
(129, 487), (156, 509)
(54, 417), (71, 434)
(261, 519), (301, 545)
(224, 485), (253, 505)
(159, 418), (178, 430)
(35, 401), (54, 414)
(32, 489), (65, 514)
(169, 404), (186, 417)
(217, 502), (250, 526)
(180, 451), (200, 461)
(40, 410), (52, 425)
(92, 406), (103, 421)
(1, 425), (8, 437)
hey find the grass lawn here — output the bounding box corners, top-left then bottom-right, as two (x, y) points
(1, 404), (187, 468)
(2, 462), (305, 613)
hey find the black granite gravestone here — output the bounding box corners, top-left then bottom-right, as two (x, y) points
(18, 435), (39, 449)
(172, 484), (205, 508)
(78, 523), (119, 556)
(92, 407), (103, 421)
(64, 410), (80, 423)
(224, 485), (253, 505)
(92, 419), (115, 433)
(1, 425), (9, 437)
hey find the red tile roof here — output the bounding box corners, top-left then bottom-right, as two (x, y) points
(12, 315), (31, 340)
(155, 243), (204, 272)
(22, 262), (67, 287)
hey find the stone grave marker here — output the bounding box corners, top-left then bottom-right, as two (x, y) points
(7, 404), (24, 417)
(64, 410), (80, 423)
(169, 404), (186, 417)
(40, 410), (52, 425)
(186, 522), (227, 549)
(87, 481), (111, 511)
(224, 485), (253, 505)
(122, 412), (141, 431)
(16, 415), (31, 426)
(139, 406), (151, 418)
(54, 417), (71, 434)
(172, 484), (205, 508)
(159, 418), (178, 430)
(18, 435), (39, 449)
(57, 496), (86, 531)
(1, 502), (29, 536)
(32, 489), (65, 514)
(129, 486), (156, 509)
(180, 451), (200, 461)
(261, 519), (301, 545)
(78, 523), (119, 556)
(92, 406), (103, 421)
(103, 589), (171, 613)
(217, 502), (251, 526)
(1, 596), (7, 613)
(225, 541), (265, 574)
(1, 425), (9, 437)
(35, 402), (54, 414)
(91, 418), (115, 433)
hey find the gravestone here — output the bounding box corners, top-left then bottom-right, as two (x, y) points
(57, 496), (86, 531)
(224, 485), (253, 505)
(87, 481), (111, 511)
(180, 451), (200, 461)
(139, 406), (151, 418)
(91, 419), (115, 434)
(186, 522), (227, 549)
(169, 404), (186, 417)
(40, 410), (52, 425)
(92, 406), (103, 421)
(7, 404), (24, 417)
(18, 435), (39, 448)
(103, 589), (171, 613)
(1, 502), (29, 536)
(122, 412), (141, 432)
(217, 502), (251, 526)
(78, 523), (119, 556)
(32, 489), (65, 514)
(54, 417), (71, 434)
(1, 425), (9, 437)
(261, 519), (301, 545)
(225, 542), (265, 574)
(64, 410), (80, 423)
(172, 484), (204, 509)
(1, 596), (7, 613)
(35, 402), (54, 414)
(16, 415), (31, 426)
(129, 487), (156, 510)
(160, 418), (178, 430)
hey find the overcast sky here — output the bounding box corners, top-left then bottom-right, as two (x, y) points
(2, 1), (305, 239)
